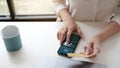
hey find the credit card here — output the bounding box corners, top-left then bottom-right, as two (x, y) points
(67, 53), (89, 58)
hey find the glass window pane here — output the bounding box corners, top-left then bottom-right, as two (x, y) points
(13, 0), (54, 15)
(0, 0), (10, 16)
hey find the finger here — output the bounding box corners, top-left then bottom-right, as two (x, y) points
(57, 28), (63, 40)
(86, 46), (93, 55)
(88, 55), (97, 59)
(86, 42), (93, 55)
(88, 47), (99, 58)
(88, 53), (97, 58)
(60, 29), (67, 44)
(76, 26), (83, 39)
(57, 27), (63, 40)
(57, 31), (60, 40)
(57, 29), (63, 44)
(66, 30), (73, 44)
(83, 46), (87, 53)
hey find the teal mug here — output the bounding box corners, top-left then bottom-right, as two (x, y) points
(1, 25), (22, 51)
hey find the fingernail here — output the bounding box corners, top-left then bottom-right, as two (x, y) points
(60, 41), (62, 44)
(66, 42), (68, 45)
(66, 41), (70, 45)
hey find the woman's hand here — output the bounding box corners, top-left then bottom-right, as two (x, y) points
(57, 19), (82, 44)
(84, 36), (101, 58)
(83, 21), (120, 58)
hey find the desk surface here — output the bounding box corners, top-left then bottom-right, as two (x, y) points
(0, 22), (120, 68)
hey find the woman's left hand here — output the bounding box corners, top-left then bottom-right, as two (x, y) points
(84, 36), (101, 58)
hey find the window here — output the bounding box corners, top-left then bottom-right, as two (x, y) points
(0, 0), (56, 21)
(13, 0), (54, 15)
(0, 0), (10, 19)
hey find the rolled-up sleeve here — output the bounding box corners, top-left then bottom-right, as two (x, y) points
(52, 0), (67, 15)
(111, 1), (120, 25)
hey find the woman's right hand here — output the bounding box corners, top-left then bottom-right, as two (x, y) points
(57, 19), (83, 44)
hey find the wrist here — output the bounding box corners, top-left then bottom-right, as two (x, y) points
(59, 9), (75, 24)
(93, 34), (104, 43)
(63, 17), (76, 25)
(63, 16), (73, 22)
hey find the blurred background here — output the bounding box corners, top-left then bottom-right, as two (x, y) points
(0, 0), (56, 21)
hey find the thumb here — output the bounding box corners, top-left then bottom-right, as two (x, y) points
(86, 42), (93, 55)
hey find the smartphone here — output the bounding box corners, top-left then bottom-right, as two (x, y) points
(57, 34), (81, 56)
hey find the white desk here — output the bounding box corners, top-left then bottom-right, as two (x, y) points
(0, 22), (120, 68)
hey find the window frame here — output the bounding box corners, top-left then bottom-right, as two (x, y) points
(0, 0), (56, 21)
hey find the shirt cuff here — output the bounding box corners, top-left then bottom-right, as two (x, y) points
(54, 4), (67, 15)
(111, 16), (120, 25)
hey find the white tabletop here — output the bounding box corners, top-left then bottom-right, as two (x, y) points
(0, 22), (120, 68)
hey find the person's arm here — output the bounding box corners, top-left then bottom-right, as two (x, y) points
(84, 20), (120, 58)
(52, 0), (82, 44)
(52, 0), (67, 18)
(84, 21), (120, 58)
(96, 21), (120, 43)
(97, 0), (120, 43)
(84, 2), (120, 58)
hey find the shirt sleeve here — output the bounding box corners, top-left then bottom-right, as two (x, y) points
(111, 1), (120, 25)
(52, 0), (67, 15)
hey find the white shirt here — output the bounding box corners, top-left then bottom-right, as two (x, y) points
(52, 0), (120, 25)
